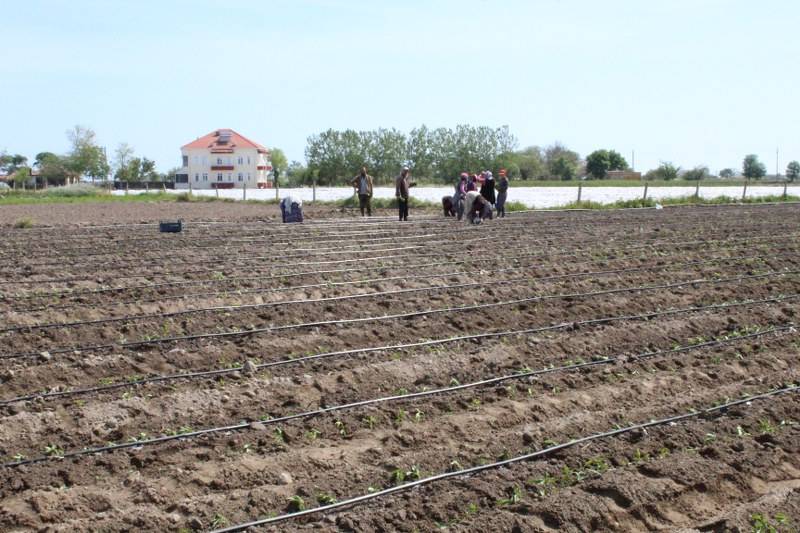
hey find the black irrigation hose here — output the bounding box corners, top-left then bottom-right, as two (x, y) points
(10, 249), (796, 315)
(2, 270), (795, 360)
(3, 323), (795, 468)
(2, 228), (795, 287)
(3, 231), (789, 300)
(5, 252), (794, 333)
(211, 383), (800, 532)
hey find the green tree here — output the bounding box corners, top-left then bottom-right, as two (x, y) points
(544, 143), (581, 179)
(12, 166), (31, 186)
(269, 147), (288, 182)
(742, 154), (766, 180)
(785, 161), (799, 182)
(512, 146), (545, 180)
(682, 166), (709, 181)
(645, 162), (680, 181)
(607, 150), (628, 171)
(550, 155), (578, 180)
(0, 153), (28, 174)
(66, 125), (110, 181)
(719, 168), (736, 179)
(585, 149), (611, 179)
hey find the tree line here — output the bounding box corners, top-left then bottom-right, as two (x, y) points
(3, 124), (799, 186)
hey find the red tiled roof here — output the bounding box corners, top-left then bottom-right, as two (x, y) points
(182, 129), (269, 154)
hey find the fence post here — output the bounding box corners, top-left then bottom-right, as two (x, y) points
(145, 182), (149, 192)
(783, 182), (788, 199)
(577, 184), (582, 203)
(162, 182), (166, 193)
(313, 179), (317, 203)
(188, 180), (193, 195)
(125, 181), (129, 195)
(216, 187), (219, 198)
(243, 183), (247, 201)
(642, 183), (648, 201)
(694, 181), (700, 199)
(742, 180), (748, 201)
(275, 179), (279, 201)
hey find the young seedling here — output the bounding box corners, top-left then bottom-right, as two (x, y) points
(758, 419), (777, 434)
(362, 415), (377, 430)
(316, 493), (337, 505)
(496, 485), (523, 506)
(413, 409), (424, 423)
(306, 428), (321, 440)
(273, 427), (286, 443)
(286, 495), (306, 513)
(334, 420), (347, 437)
(210, 514), (228, 528)
(44, 444), (65, 457)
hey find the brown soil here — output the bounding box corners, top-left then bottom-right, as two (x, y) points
(0, 202), (798, 532)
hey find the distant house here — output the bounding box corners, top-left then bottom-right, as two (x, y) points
(605, 170), (642, 180)
(176, 129), (273, 189)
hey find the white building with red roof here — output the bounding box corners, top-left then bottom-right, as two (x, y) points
(176, 129), (273, 189)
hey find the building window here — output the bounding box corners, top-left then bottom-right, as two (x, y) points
(227, 173), (232, 181)
(217, 173), (223, 182)
(202, 173), (208, 181)
(182, 155), (188, 167)
(216, 158), (222, 165)
(238, 173), (243, 181)
(247, 173), (251, 181)
(237, 157), (243, 165)
(195, 173), (199, 182)
(247, 156), (251, 165)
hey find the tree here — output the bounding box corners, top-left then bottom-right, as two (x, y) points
(0, 153), (28, 174)
(719, 168), (736, 179)
(682, 166), (709, 181)
(644, 162), (680, 181)
(742, 154), (766, 180)
(113, 143), (134, 173)
(585, 149), (611, 179)
(544, 143), (581, 180)
(66, 125), (109, 181)
(607, 150), (628, 172)
(785, 161), (799, 182)
(12, 166), (31, 187)
(513, 146), (545, 180)
(270, 147), (288, 183)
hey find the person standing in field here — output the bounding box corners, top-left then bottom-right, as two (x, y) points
(395, 166), (416, 221)
(454, 172), (468, 220)
(351, 166), (374, 217)
(480, 170), (496, 207)
(495, 168), (509, 217)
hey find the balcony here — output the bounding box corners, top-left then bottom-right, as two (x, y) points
(210, 165), (234, 171)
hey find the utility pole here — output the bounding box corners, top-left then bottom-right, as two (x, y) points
(776, 147), (779, 178)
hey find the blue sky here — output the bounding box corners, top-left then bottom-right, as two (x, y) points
(2, 0), (798, 175)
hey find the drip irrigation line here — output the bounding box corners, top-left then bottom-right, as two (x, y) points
(5, 254), (793, 333)
(9, 249), (795, 315)
(2, 271), (796, 360)
(210, 383), (800, 532)
(7, 218), (797, 270)
(1, 309), (793, 408)
(1, 229), (794, 287)
(3, 324), (794, 469)
(3, 232), (788, 300)
(1, 297), (795, 407)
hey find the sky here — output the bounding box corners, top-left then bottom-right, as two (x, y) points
(2, 0), (798, 175)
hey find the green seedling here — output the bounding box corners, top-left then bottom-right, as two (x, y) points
(395, 409), (407, 424)
(273, 427), (286, 443)
(413, 409), (424, 423)
(362, 415), (377, 430)
(736, 425), (751, 438)
(496, 485), (523, 506)
(316, 493), (337, 505)
(44, 444), (64, 457)
(334, 420), (347, 437)
(306, 428), (321, 440)
(210, 514), (228, 528)
(758, 419), (777, 434)
(12, 453), (26, 461)
(287, 495), (306, 512)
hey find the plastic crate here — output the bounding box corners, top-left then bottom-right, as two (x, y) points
(159, 220), (183, 233)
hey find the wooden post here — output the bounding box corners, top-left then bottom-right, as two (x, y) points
(742, 180), (748, 201)
(216, 187), (219, 198)
(313, 179), (317, 203)
(162, 182), (166, 192)
(125, 181), (129, 195)
(243, 183), (247, 201)
(275, 179), (279, 201)
(642, 183), (648, 201)
(188, 180), (193, 195)
(783, 182), (788, 199)
(694, 181), (700, 199)
(577, 184), (582, 203)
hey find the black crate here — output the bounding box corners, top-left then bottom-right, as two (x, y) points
(159, 220), (183, 233)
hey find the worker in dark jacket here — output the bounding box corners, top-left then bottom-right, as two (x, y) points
(350, 166), (374, 216)
(453, 173), (468, 220)
(495, 169), (509, 217)
(480, 171), (496, 206)
(468, 192), (493, 224)
(395, 166), (416, 221)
